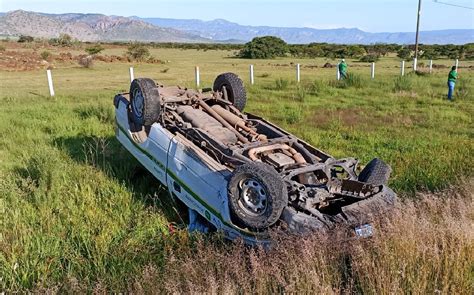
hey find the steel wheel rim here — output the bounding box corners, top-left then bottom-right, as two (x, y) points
(132, 88), (144, 119)
(238, 178), (268, 216)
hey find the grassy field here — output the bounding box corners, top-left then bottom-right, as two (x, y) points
(1, 44), (473, 292)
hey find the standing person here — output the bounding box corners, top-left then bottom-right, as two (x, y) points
(338, 59), (348, 79)
(447, 66), (457, 101)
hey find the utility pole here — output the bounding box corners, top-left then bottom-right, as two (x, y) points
(414, 0), (422, 60)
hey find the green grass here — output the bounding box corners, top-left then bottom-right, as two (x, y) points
(0, 45), (473, 291)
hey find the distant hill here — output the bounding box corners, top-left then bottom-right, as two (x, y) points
(0, 10), (210, 42)
(139, 17), (474, 45)
(0, 10), (472, 44)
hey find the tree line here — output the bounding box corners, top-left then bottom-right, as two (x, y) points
(239, 36), (473, 60)
(13, 34), (474, 60)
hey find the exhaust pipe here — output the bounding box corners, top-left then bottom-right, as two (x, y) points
(211, 105), (267, 141)
(248, 143), (310, 183)
(198, 100), (249, 143)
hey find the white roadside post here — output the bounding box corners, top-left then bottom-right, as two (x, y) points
(195, 66), (200, 87)
(401, 60), (405, 76)
(46, 69), (55, 97)
(371, 62), (375, 79)
(455, 59), (459, 69)
(249, 64), (254, 85)
(336, 63), (340, 80)
(296, 63), (301, 83)
(413, 57), (417, 71)
(129, 67), (134, 82)
(429, 60), (433, 74)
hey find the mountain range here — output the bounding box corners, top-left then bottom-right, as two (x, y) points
(0, 10), (209, 43)
(1, 10), (473, 44)
(139, 17), (474, 45)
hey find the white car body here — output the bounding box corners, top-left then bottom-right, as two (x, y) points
(115, 95), (267, 243)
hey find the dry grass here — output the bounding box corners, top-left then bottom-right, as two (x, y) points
(109, 181), (473, 294)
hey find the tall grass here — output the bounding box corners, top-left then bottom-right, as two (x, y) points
(393, 75), (413, 92)
(329, 73), (363, 89)
(455, 77), (472, 100)
(275, 77), (290, 90)
(40, 182), (471, 294)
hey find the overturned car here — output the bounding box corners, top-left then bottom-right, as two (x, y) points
(113, 73), (396, 243)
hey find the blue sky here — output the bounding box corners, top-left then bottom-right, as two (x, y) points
(1, 0), (473, 32)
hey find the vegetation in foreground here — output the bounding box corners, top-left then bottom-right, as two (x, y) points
(0, 47), (473, 291)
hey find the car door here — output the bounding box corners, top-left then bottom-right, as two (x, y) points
(166, 134), (231, 227)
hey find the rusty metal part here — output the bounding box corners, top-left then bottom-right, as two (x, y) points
(248, 143), (305, 164)
(266, 152), (296, 167)
(211, 105), (267, 142)
(328, 179), (382, 198)
(248, 143), (310, 183)
(211, 105), (245, 127)
(198, 99), (249, 143)
(177, 106), (238, 144)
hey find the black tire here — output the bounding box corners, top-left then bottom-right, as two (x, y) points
(130, 78), (161, 126)
(228, 162), (288, 230)
(213, 72), (247, 112)
(358, 158), (392, 185)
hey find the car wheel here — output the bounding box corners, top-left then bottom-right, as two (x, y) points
(358, 158), (392, 185)
(213, 72), (247, 112)
(228, 162), (287, 230)
(130, 78), (161, 126)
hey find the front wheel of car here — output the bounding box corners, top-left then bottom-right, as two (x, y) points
(358, 158), (392, 186)
(228, 162), (288, 230)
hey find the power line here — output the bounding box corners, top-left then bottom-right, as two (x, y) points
(433, 0), (474, 10)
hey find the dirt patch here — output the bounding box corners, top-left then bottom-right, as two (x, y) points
(94, 54), (128, 63)
(308, 108), (425, 129)
(309, 108), (369, 128)
(0, 49), (165, 71)
(432, 64), (448, 69)
(0, 50), (49, 71)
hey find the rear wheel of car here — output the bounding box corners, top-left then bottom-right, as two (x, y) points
(130, 78), (161, 126)
(228, 162), (287, 230)
(213, 72), (247, 112)
(358, 158), (392, 185)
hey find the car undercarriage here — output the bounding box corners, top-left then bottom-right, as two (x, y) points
(114, 72), (396, 235)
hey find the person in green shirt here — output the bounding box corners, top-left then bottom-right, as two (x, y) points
(447, 66), (458, 100)
(338, 59), (348, 79)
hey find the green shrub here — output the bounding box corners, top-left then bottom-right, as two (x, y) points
(40, 50), (51, 61)
(393, 75), (413, 92)
(282, 105), (303, 124)
(126, 43), (151, 62)
(308, 80), (327, 96)
(329, 73), (363, 89)
(345, 73), (363, 88)
(18, 35), (34, 43)
(275, 78), (290, 90)
(359, 54), (379, 63)
(397, 47), (412, 60)
(49, 33), (74, 47)
(0, 45), (5, 51)
(239, 36), (289, 59)
(85, 44), (104, 55)
(295, 85), (307, 102)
